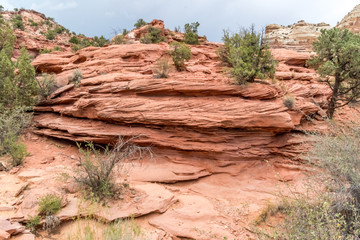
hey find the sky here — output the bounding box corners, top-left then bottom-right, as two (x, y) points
(0, 0), (359, 42)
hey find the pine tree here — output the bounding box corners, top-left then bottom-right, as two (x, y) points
(307, 28), (360, 119)
(221, 25), (277, 84)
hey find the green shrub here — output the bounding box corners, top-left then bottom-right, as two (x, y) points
(38, 194), (62, 216)
(68, 69), (82, 87)
(153, 58), (171, 78)
(0, 109), (31, 167)
(37, 74), (58, 99)
(69, 36), (80, 44)
(184, 22), (200, 45)
(45, 29), (56, 40)
(26, 215), (41, 233)
(134, 18), (147, 29)
(73, 137), (151, 201)
(53, 46), (62, 51)
(92, 35), (108, 47)
(283, 95), (295, 109)
(140, 26), (165, 44)
(29, 20), (38, 27)
(15, 47), (40, 107)
(11, 15), (24, 30)
(54, 26), (66, 34)
(220, 26), (277, 84)
(169, 42), (191, 71)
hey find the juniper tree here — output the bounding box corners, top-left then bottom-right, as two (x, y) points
(307, 28), (360, 119)
(15, 47), (39, 107)
(221, 25), (277, 84)
(0, 24), (16, 59)
(184, 22), (200, 45)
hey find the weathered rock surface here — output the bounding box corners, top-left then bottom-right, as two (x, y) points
(31, 42), (330, 173)
(337, 4), (360, 33)
(265, 20), (331, 51)
(1, 9), (74, 57)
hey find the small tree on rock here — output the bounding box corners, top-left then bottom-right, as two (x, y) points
(307, 28), (360, 119)
(169, 42), (191, 71)
(134, 18), (147, 29)
(184, 22), (200, 45)
(220, 25), (277, 84)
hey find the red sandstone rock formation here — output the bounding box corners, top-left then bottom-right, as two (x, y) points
(2, 9), (76, 57)
(31, 41), (331, 177)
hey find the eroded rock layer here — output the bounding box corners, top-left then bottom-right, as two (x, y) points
(31, 42), (330, 170)
(265, 20), (331, 51)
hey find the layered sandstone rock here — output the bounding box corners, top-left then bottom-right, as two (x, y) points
(265, 20), (331, 51)
(31, 42), (330, 173)
(337, 4), (360, 33)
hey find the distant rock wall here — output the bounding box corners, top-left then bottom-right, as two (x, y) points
(265, 20), (331, 51)
(337, 4), (360, 33)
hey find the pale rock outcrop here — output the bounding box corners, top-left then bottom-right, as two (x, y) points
(265, 20), (331, 51)
(337, 4), (360, 33)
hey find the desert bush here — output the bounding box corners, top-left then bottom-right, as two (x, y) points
(112, 34), (125, 45)
(134, 18), (147, 29)
(283, 95), (295, 109)
(92, 35), (108, 47)
(37, 74), (58, 99)
(67, 218), (145, 240)
(69, 69), (82, 87)
(45, 29), (56, 40)
(73, 137), (151, 201)
(54, 26), (66, 34)
(38, 193), (62, 216)
(153, 58), (171, 78)
(26, 215), (41, 233)
(0, 109), (31, 166)
(308, 122), (360, 218)
(257, 195), (360, 240)
(220, 26), (277, 84)
(140, 26), (165, 44)
(257, 121), (360, 239)
(184, 22), (200, 45)
(69, 36), (80, 44)
(29, 20), (38, 27)
(11, 14), (24, 30)
(169, 42), (191, 71)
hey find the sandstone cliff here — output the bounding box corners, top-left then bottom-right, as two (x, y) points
(337, 4), (360, 33)
(31, 38), (331, 180)
(265, 20), (331, 51)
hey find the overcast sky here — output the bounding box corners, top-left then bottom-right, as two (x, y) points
(0, 0), (359, 42)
